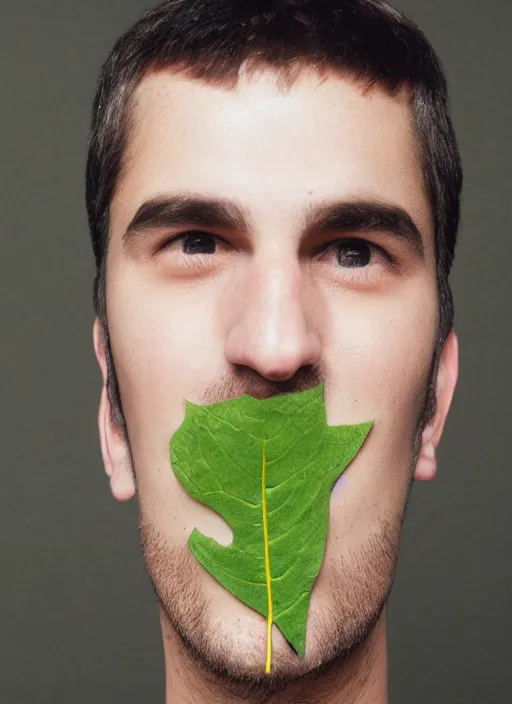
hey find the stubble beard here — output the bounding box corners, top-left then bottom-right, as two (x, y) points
(137, 496), (408, 700)
(135, 391), (426, 698)
(106, 345), (432, 699)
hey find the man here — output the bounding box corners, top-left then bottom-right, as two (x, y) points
(86, 0), (462, 701)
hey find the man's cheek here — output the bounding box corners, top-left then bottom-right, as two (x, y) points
(325, 286), (435, 373)
(112, 309), (215, 414)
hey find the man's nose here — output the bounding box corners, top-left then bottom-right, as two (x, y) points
(223, 257), (322, 382)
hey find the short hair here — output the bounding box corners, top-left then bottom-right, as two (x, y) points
(85, 0), (462, 429)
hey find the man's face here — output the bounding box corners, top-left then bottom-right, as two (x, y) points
(98, 67), (453, 681)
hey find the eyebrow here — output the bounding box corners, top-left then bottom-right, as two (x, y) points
(122, 193), (425, 259)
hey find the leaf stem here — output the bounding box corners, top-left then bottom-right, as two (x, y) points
(261, 439), (273, 674)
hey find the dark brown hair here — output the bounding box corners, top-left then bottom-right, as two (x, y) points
(85, 0), (462, 430)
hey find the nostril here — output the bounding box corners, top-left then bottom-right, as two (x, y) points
(255, 353), (310, 383)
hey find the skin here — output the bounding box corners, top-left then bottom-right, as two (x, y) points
(93, 66), (458, 703)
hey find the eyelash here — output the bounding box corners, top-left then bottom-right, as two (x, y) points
(159, 231), (391, 271)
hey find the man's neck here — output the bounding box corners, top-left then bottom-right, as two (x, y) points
(160, 609), (388, 703)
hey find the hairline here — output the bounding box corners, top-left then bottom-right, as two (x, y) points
(107, 60), (425, 264)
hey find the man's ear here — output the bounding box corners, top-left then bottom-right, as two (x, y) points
(414, 329), (459, 481)
(93, 318), (136, 501)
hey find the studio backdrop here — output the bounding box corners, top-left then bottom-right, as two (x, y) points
(0, 1), (510, 702)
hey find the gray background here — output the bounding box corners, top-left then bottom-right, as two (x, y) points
(1, 1), (510, 702)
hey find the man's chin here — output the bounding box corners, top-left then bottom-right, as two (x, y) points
(155, 585), (388, 704)
(162, 594), (384, 693)
(139, 514), (398, 697)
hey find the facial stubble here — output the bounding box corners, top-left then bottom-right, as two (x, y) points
(134, 376), (425, 699)
(108, 350), (432, 698)
(138, 507), (403, 700)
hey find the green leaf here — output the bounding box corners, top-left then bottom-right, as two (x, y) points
(170, 383), (373, 672)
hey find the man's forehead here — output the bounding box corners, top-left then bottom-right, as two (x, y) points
(129, 64), (413, 127)
(112, 66), (432, 248)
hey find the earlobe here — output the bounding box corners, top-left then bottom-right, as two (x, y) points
(414, 423), (437, 481)
(414, 329), (459, 482)
(93, 318), (136, 502)
(98, 384), (114, 479)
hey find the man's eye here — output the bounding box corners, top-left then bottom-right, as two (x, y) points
(181, 232), (217, 255)
(330, 239), (372, 268)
